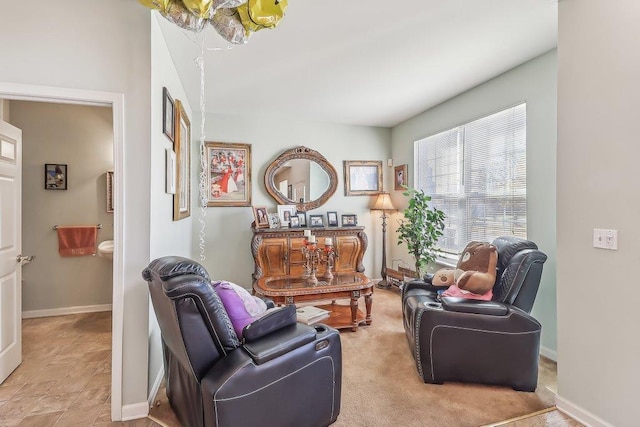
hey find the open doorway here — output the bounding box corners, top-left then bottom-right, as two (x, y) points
(0, 83), (125, 421)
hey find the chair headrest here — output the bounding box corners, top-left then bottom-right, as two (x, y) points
(142, 256), (210, 282)
(491, 236), (538, 272)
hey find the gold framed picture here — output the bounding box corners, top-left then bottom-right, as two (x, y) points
(173, 100), (191, 221)
(344, 160), (383, 196)
(394, 164), (408, 190)
(205, 142), (252, 207)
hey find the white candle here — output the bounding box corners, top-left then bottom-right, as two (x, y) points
(325, 237), (333, 246)
(308, 235), (316, 243)
(303, 229), (311, 237)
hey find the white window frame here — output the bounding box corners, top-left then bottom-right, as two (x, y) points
(414, 103), (527, 257)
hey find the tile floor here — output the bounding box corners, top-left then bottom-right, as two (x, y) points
(0, 312), (157, 426)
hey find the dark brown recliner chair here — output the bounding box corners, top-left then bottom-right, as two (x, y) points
(401, 236), (547, 391)
(143, 256), (342, 427)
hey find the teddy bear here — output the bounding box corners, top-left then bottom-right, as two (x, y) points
(431, 241), (498, 299)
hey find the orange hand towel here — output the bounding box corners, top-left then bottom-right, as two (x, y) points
(56, 226), (98, 256)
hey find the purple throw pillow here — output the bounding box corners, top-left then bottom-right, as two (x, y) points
(212, 281), (267, 338)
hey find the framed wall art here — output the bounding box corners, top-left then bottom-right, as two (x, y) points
(44, 163), (67, 190)
(394, 164), (408, 190)
(173, 100), (191, 220)
(163, 87), (175, 143)
(344, 160), (383, 196)
(165, 149), (176, 195)
(206, 142), (252, 207)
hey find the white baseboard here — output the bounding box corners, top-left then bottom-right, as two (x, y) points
(22, 304), (112, 319)
(540, 345), (557, 362)
(556, 395), (613, 427)
(148, 366), (165, 407)
(121, 402), (149, 421)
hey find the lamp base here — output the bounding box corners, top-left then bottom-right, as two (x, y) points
(376, 279), (391, 289)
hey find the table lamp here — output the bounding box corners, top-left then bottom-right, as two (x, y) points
(371, 192), (397, 289)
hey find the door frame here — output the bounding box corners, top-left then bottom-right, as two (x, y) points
(0, 82), (125, 421)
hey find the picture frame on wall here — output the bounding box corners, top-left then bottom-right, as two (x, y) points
(44, 163), (67, 190)
(394, 164), (408, 190)
(165, 149), (176, 195)
(205, 141), (252, 207)
(344, 160), (383, 196)
(173, 100), (191, 221)
(162, 87), (175, 143)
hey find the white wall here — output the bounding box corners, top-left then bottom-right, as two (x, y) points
(0, 0), (152, 415)
(147, 13), (195, 395)
(390, 50), (558, 357)
(10, 101), (114, 313)
(556, 1), (640, 425)
(193, 114), (391, 285)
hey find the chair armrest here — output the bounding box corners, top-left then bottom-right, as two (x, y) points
(242, 305), (296, 341)
(242, 323), (317, 365)
(440, 297), (508, 316)
(402, 279), (444, 294)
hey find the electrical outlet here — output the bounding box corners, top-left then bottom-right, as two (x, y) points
(593, 228), (618, 250)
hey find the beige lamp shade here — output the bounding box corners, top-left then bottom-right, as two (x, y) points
(371, 192), (396, 211)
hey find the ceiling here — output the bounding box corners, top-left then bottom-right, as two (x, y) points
(156, 0), (557, 128)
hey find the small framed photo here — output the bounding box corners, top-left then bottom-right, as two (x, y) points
(268, 213), (281, 229)
(44, 163), (68, 190)
(253, 206), (269, 229)
(309, 214), (325, 227)
(327, 211), (338, 227)
(394, 164), (408, 190)
(277, 204), (297, 225)
(344, 160), (383, 196)
(162, 87), (175, 143)
(341, 214), (358, 227)
(296, 212), (307, 227)
(289, 216), (301, 228)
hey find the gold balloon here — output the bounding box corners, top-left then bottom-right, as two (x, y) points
(237, 0), (288, 33)
(212, 0), (247, 10)
(161, 0), (207, 32)
(138, 0), (172, 13)
(210, 7), (249, 44)
(180, 0), (214, 19)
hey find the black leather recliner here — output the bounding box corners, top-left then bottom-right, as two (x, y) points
(142, 256), (342, 427)
(401, 236), (547, 391)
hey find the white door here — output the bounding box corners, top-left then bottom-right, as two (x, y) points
(0, 119), (22, 384)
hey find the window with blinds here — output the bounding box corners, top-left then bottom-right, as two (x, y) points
(414, 103), (527, 255)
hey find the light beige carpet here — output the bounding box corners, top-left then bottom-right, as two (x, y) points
(150, 288), (556, 426)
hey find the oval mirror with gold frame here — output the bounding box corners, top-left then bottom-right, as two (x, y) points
(264, 146), (338, 212)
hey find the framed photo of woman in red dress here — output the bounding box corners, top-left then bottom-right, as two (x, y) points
(205, 142), (252, 207)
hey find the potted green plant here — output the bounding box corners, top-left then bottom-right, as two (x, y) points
(396, 188), (446, 278)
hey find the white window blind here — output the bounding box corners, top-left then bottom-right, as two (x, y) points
(415, 103), (527, 255)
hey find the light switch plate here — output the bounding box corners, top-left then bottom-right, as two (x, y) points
(593, 228), (618, 250)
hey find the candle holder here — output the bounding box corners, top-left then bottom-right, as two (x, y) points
(321, 244), (335, 281)
(301, 239), (320, 285)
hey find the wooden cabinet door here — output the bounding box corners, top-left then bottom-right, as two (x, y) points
(259, 237), (288, 276)
(288, 237), (307, 277)
(334, 235), (361, 272)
